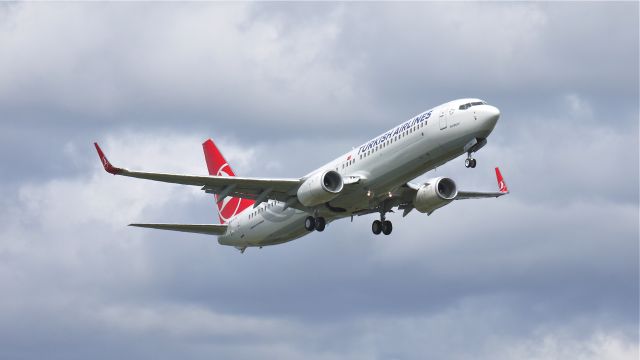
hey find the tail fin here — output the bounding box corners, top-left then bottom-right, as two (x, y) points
(202, 139), (255, 223)
(495, 167), (509, 193)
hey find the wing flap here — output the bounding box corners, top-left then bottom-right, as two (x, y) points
(129, 223), (228, 235)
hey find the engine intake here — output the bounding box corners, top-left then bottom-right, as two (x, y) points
(414, 177), (458, 214)
(297, 170), (344, 207)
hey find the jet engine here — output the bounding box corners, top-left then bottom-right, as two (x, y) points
(297, 170), (344, 207)
(414, 177), (458, 214)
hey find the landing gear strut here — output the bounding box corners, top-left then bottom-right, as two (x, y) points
(304, 216), (326, 232)
(372, 213), (393, 235)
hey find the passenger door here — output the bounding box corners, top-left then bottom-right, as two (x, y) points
(439, 109), (447, 130)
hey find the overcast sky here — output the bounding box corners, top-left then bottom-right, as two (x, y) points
(0, 2), (638, 359)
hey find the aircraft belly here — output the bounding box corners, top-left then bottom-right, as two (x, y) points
(256, 212), (310, 246)
(234, 210), (308, 246)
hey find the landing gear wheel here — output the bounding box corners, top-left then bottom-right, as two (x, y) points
(304, 216), (316, 231)
(315, 217), (326, 232)
(382, 220), (393, 235)
(465, 157), (477, 168)
(372, 220), (382, 235)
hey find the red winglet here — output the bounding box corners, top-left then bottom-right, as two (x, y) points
(94, 142), (121, 175)
(495, 167), (508, 193)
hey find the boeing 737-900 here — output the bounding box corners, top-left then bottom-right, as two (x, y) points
(95, 98), (508, 252)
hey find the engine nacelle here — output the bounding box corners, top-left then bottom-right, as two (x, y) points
(297, 170), (344, 207)
(414, 177), (458, 214)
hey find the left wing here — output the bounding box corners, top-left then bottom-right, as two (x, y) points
(94, 143), (303, 208)
(129, 223), (228, 235)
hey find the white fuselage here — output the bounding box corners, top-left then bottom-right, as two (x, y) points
(218, 98), (500, 247)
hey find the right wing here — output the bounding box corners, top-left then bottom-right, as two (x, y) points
(94, 143), (303, 208)
(129, 223), (228, 235)
(355, 167), (509, 217)
(455, 167), (509, 200)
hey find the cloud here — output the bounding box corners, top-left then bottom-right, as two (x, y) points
(0, 2), (637, 359)
(1, 130), (637, 358)
(499, 331), (638, 360)
(0, 3), (363, 129)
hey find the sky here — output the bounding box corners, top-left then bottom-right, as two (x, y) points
(0, 2), (638, 359)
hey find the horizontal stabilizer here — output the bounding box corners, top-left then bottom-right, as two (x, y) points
(129, 223), (228, 236)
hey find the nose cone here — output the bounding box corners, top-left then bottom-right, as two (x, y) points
(486, 105), (500, 124)
(482, 105), (500, 131)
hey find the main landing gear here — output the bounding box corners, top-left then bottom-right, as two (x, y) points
(305, 216), (326, 232)
(372, 213), (392, 235)
(464, 154), (477, 168)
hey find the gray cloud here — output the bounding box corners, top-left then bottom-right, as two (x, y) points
(0, 2), (637, 359)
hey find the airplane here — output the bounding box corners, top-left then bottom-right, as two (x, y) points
(94, 98), (508, 253)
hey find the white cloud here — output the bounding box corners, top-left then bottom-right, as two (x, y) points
(1, 130), (636, 359)
(500, 331), (638, 360)
(0, 3), (362, 125)
(0, 2), (637, 359)
(564, 93), (594, 119)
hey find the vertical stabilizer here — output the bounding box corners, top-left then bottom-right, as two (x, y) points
(202, 139), (255, 223)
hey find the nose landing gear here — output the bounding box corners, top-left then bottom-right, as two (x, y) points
(463, 138), (486, 169)
(464, 156), (477, 168)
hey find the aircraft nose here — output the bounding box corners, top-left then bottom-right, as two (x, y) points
(483, 105), (500, 129)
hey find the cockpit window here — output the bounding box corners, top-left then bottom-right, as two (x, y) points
(459, 101), (487, 110)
